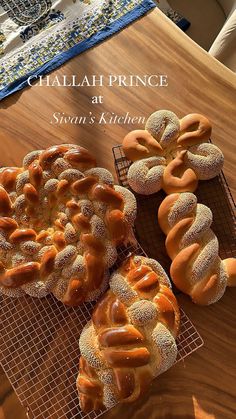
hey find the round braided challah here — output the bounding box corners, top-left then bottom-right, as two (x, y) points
(122, 110), (224, 195)
(77, 255), (180, 412)
(158, 193), (236, 305)
(0, 144), (136, 306)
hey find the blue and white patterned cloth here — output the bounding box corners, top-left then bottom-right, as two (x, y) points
(0, 0), (156, 100)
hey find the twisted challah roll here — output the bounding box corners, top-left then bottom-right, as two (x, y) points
(77, 255), (180, 412)
(122, 110), (224, 195)
(0, 144), (136, 306)
(158, 193), (236, 304)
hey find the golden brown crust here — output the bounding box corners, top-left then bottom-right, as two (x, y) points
(158, 192), (235, 304)
(77, 255), (180, 412)
(162, 150), (198, 194)
(0, 262), (40, 287)
(0, 168), (22, 191)
(77, 357), (105, 412)
(122, 130), (164, 161)
(122, 110), (223, 195)
(224, 258), (236, 286)
(178, 113), (212, 147)
(0, 186), (12, 215)
(0, 144), (137, 305)
(157, 193), (181, 234)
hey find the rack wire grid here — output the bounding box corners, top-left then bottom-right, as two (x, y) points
(0, 166), (207, 419)
(0, 245), (203, 419)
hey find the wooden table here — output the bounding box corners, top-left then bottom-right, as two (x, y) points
(0, 8), (236, 419)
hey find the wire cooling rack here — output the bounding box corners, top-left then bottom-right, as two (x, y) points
(0, 163), (205, 419)
(0, 244), (203, 419)
(112, 145), (236, 274)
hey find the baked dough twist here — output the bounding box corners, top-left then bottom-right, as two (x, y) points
(122, 110), (224, 195)
(0, 144), (136, 306)
(77, 255), (180, 412)
(158, 193), (236, 304)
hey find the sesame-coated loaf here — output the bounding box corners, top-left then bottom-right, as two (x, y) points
(158, 193), (236, 304)
(122, 110), (224, 195)
(77, 255), (180, 412)
(0, 144), (136, 306)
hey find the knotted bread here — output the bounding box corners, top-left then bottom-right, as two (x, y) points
(77, 255), (180, 411)
(122, 110), (224, 195)
(158, 193), (236, 304)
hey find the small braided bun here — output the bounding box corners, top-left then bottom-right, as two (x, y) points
(158, 193), (236, 304)
(77, 255), (180, 412)
(122, 110), (224, 195)
(0, 144), (136, 306)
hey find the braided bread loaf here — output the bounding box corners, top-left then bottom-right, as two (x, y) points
(158, 193), (236, 304)
(0, 144), (136, 306)
(122, 110), (224, 195)
(77, 255), (180, 412)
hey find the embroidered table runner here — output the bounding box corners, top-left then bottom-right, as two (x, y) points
(0, 0), (156, 100)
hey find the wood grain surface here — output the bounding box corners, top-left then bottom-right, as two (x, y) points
(0, 8), (236, 419)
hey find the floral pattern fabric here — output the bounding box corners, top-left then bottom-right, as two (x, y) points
(0, 0), (156, 99)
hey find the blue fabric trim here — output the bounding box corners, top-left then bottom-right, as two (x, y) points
(177, 18), (190, 32)
(0, 0), (156, 101)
